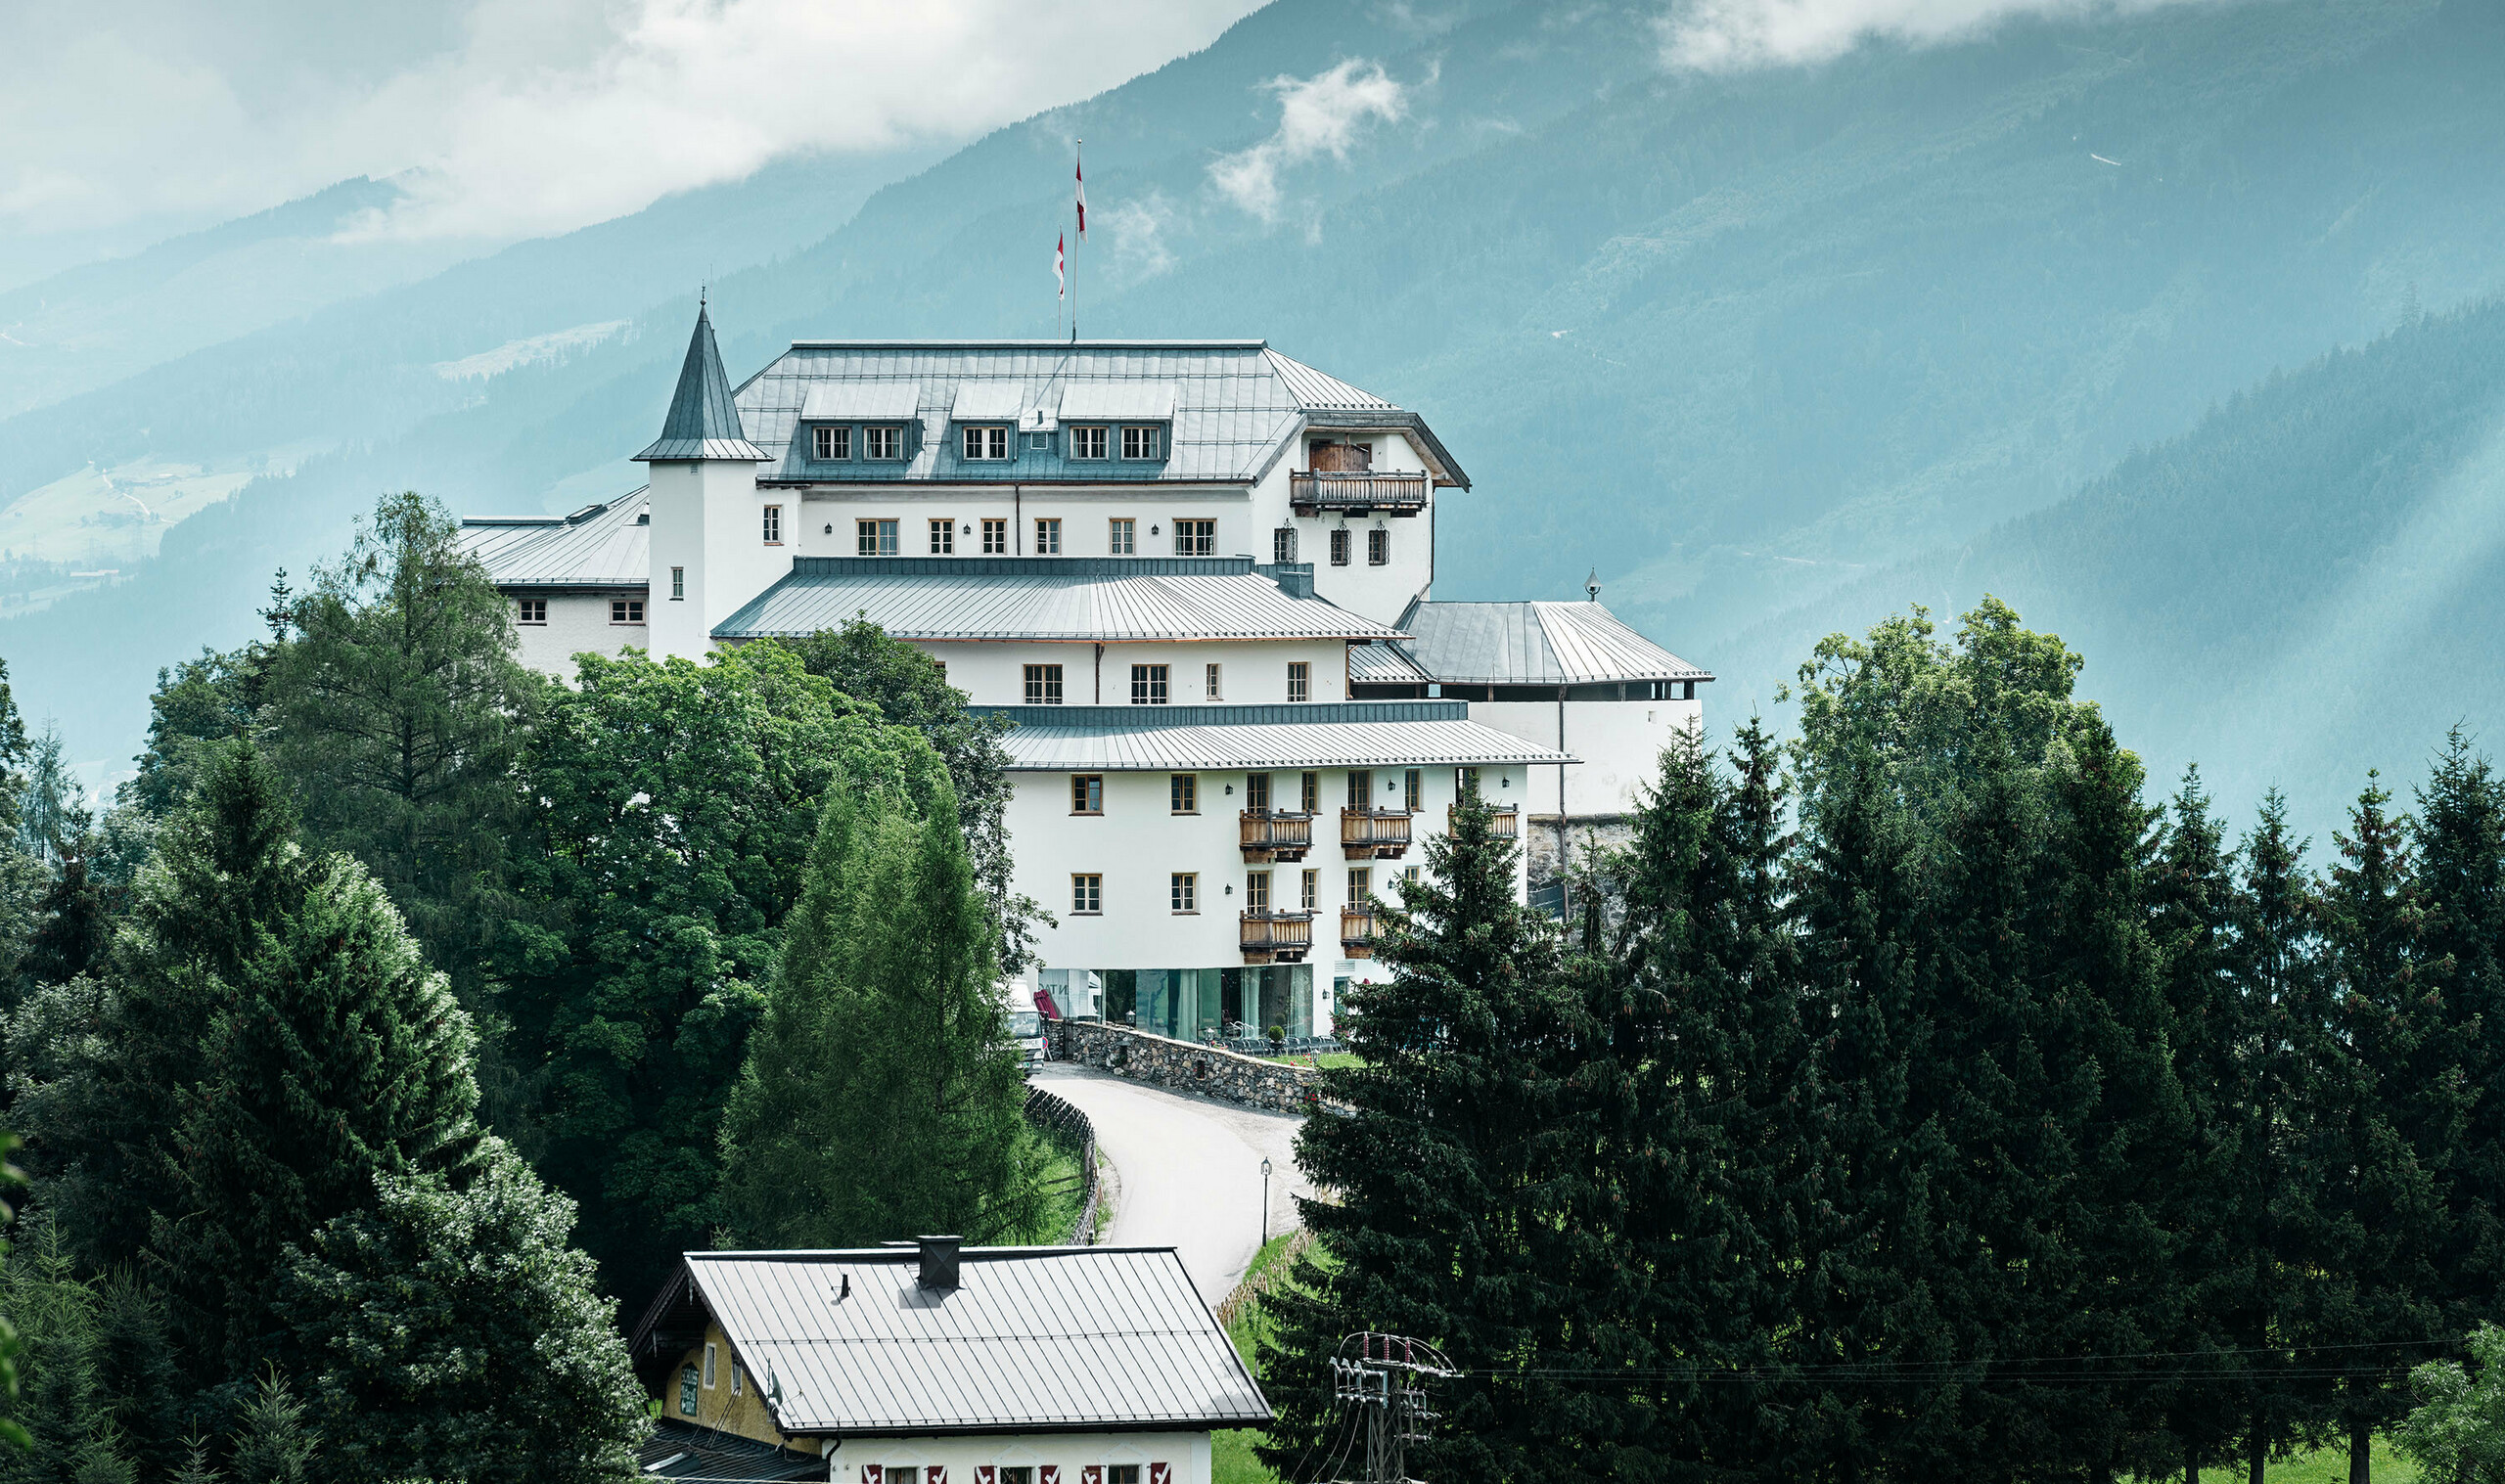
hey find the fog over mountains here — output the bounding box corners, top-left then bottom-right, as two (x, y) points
(6, 0), (2503, 834)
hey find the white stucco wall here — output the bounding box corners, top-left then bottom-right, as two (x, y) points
(511, 592), (646, 679)
(646, 459), (789, 662)
(1243, 428), (1435, 629)
(827, 1430), (1214, 1484)
(1468, 696), (1703, 819)
(797, 489), (1259, 560)
(909, 639), (1350, 708)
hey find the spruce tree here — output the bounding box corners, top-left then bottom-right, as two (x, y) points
(0, 1218), (139, 1484)
(1259, 792), (1593, 1483)
(2414, 734), (2505, 1338)
(223, 1372), (310, 1484)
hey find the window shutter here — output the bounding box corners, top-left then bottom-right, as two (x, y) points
(864, 1469), (883, 1484)
(928, 1468), (947, 1484)
(1041, 1469), (1062, 1484)
(979, 1469), (997, 1484)
(1083, 1467), (1104, 1484)
(1150, 1465), (1171, 1484)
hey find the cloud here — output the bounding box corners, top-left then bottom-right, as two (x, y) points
(1659, 0), (2221, 69)
(0, 0), (1266, 247)
(1208, 60), (1410, 222)
(1104, 195), (1182, 284)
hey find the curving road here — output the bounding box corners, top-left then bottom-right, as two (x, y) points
(1031, 1063), (1318, 1302)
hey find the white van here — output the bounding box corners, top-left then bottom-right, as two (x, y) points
(1006, 980), (1046, 1066)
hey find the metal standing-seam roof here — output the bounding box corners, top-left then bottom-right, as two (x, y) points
(459, 489), (650, 590)
(733, 340), (1468, 488)
(640, 1247), (1269, 1437)
(974, 701), (1578, 772)
(1396, 600), (1714, 686)
(712, 557), (1405, 644)
(1345, 642), (1434, 686)
(637, 303), (769, 463)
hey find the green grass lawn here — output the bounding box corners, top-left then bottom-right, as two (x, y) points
(1254, 1052), (1364, 1069)
(1212, 1231), (1311, 1484)
(2257, 1436), (2418, 1484)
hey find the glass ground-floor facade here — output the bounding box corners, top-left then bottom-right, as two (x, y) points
(1039, 964), (1316, 1041)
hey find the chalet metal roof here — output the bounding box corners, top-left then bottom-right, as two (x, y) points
(711, 557), (1404, 644)
(640, 1419), (822, 1482)
(1346, 642), (1434, 685)
(733, 341), (1467, 488)
(974, 701), (1577, 771)
(459, 489), (650, 590)
(631, 1247), (1268, 1437)
(639, 304), (768, 463)
(1395, 600), (1713, 686)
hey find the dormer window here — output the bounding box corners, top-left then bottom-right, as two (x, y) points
(1120, 425), (1164, 461)
(865, 426), (904, 461)
(811, 426), (850, 461)
(962, 426), (1011, 461)
(1070, 426), (1109, 460)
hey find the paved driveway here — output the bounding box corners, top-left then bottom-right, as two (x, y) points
(1031, 1063), (1319, 1302)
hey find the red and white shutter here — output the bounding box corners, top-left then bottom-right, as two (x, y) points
(1041, 1467), (1062, 1484)
(979, 1469), (996, 1484)
(927, 1468), (946, 1484)
(1150, 1464), (1171, 1484)
(863, 1468), (882, 1484)
(1082, 1466), (1103, 1484)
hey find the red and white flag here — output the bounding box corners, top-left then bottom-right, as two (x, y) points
(1074, 146), (1087, 239)
(1056, 233), (1066, 298)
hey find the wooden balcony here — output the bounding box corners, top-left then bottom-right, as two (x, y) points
(1240, 911), (1315, 965)
(1340, 907), (1379, 958)
(1239, 809), (1313, 862)
(1341, 808), (1413, 860)
(1290, 471), (1430, 517)
(1449, 803), (1521, 838)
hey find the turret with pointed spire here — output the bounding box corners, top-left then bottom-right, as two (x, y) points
(635, 298), (766, 464)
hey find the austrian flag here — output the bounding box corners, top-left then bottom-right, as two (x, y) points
(1075, 148), (1087, 239)
(1056, 234), (1066, 299)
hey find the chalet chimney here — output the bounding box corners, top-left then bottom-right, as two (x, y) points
(917, 1236), (961, 1290)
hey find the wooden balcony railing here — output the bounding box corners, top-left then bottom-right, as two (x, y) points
(1239, 809), (1313, 862)
(1341, 808), (1413, 860)
(1449, 803), (1522, 838)
(1290, 471), (1431, 517)
(1340, 907), (1379, 958)
(1240, 911), (1315, 965)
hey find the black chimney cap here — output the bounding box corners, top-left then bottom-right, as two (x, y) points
(917, 1236), (962, 1290)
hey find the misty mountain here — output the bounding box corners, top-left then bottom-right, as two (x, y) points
(6, 0), (2503, 827)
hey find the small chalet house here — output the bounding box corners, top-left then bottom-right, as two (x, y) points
(630, 1239), (1268, 1484)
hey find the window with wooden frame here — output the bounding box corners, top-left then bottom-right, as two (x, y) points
(1347, 770), (1374, 808)
(962, 426), (1011, 460)
(1170, 873), (1197, 913)
(929, 518), (954, 555)
(1205, 662), (1222, 699)
(1300, 771), (1319, 813)
(1131, 663), (1169, 705)
(857, 518), (898, 556)
(1035, 517), (1062, 554)
(761, 505), (783, 543)
(1456, 766), (1481, 796)
(1070, 775), (1103, 814)
(670, 566), (684, 601)
(517, 598), (547, 624)
(1330, 528), (1351, 566)
(865, 425), (904, 460)
(812, 425), (850, 460)
(982, 517), (1009, 554)
(1025, 664), (1065, 705)
(1170, 774), (1199, 814)
(1070, 426), (1109, 460)
(1109, 517), (1136, 554)
(704, 1343), (717, 1388)
(1173, 518), (1215, 557)
(1121, 426), (1163, 461)
(1404, 768), (1423, 811)
(1071, 874), (1102, 913)
(1247, 871), (1271, 911)
(1287, 661), (1309, 702)
(1300, 868), (1319, 911)
(1346, 867), (1371, 903)
(1246, 773), (1270, 811)
(611, 599), (644, 624)
(1368, 527), (1389, 565)
(1273, 526), (1297, 562)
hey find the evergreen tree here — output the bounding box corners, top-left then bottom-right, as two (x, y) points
(223, 1372), (310, 1484)
(2414, 734), (2505, 1340)
(0, 1219), (138, 1484)
(1259, 792), (1593, 1482)
(85, 1278), (180, 1484)
(719, 772), (1043, 1247)
(19, 855), (107, 999)
(276, 1141), (646, 1484)
(120, 649), (267, 823)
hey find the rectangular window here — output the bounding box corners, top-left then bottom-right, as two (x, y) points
(1347, 867), (1371, 903)
(704, 1343), (717, 1388)
(611, 599), (644, 624)
(669, 567), (684, 602)
(1404, 768), (1423, 811)
(1109, 1466), (1141, 1484)
(929, 518), (954, 555)
(1457, 766), (1481, 796)
(1347, 770), (1374, 809)
(1173, 518), (1215, 557)
(1273, 526), (1297, 563)
(962, 426), (1011, 460)
(1130, 664), (1169, 705)
(1369, 527), (1389, 565)
(1121, 426), (1163, 461)
(1109, 517), (1135, 555)
(1247, 871), (1271, 912)
(1001, 1471), (1033, 1484)
(762, 505), (782, 543)
(732, 1361), (743, 1397)
(517, 598), (547, 624)
(1403, 865), (1422, 887)
(865, 426), (903, 460)
(1206, 662), (1222, 699)
(1170, 774), (1198, 815)
(1035, 517), (1062, 554)
(1330, 528), (1351, 566)
(1246, 773), (1270, 811)
(812, 425), (850, 460)
(1070, 426), (1108, 460)
(1025, 664), (1065, 705)
(982, 518), (1009, 554)
(1071, 874), (1102, 913)
(1287, 661), (1309, 702)
(1070, 775), (1103, 814)
(679, 1367), (699, 1417)
(1170, 873), (1198, 913)
(1300, 771), (1319, 814)
(1301, 869), (1318, 911)
(857, 518), (898, 556)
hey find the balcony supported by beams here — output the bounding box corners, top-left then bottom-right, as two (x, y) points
(1240, 911), (1315, 965)
(1341, 809), (1412, 860)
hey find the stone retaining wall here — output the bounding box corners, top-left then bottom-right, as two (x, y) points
(1049, 1019), (1323, 1114)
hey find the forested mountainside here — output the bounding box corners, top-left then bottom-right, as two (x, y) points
(1720, 296), (2505, 838)
(6, 0), (2503, 801)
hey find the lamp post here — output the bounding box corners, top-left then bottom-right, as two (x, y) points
(1260, 1158), (1273, 1248)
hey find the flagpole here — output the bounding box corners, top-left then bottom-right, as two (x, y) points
(1073, 139), (1082, 343)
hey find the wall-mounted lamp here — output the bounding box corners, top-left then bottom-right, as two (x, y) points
(823, 523), (834, 535)
(1225, 882), (1234, 895)
(1150, 523), (1161, 536)
(1225, 784), (1234, 795)
(1500, 776), (1511, 787)
(962, 523), (972, 534)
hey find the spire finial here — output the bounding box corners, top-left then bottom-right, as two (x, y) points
(1586, 568), (1601, 603)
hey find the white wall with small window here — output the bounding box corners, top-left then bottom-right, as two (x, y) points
(896, 639), (1350, 707)
(506, 591), (647, 679)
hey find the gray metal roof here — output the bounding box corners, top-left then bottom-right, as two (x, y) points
(713, 557), (1405, 644)
(733, 341), (1466, 488)
(1346, 642), (1433, 685)
(460, 489), (650, 590)
(639, 305), (768, 463)
(977, 701), (1577, 771)
(651, 1247), (1267, 1436)
(1396, 601), (1713, 686)
(641, 1419), (822, 1482)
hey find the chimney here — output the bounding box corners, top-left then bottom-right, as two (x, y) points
(917, 1236), (961, 1290)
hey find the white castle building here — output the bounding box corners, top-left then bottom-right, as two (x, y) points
(463, 307), (1709, 1042)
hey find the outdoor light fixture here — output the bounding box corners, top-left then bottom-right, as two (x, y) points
(1225, 784), (1234, 795)
(1150, 523), (1161, 535)
(1225, 883), (1234, 895)
(823, 523), (833, 534)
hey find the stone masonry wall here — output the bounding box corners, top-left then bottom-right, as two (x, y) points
(1049, 1019), (1323, 1115)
